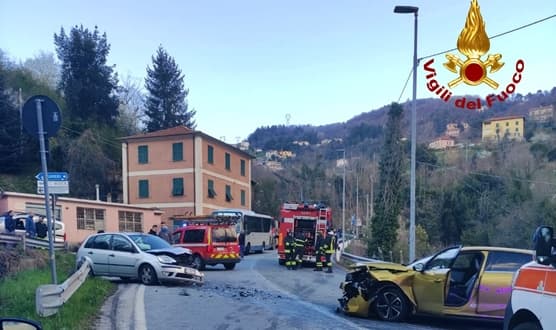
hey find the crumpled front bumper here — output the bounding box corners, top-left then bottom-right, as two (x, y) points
(160, 265), (205, 285)
(338, 281), (373, 318)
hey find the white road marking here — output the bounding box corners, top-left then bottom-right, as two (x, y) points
(134, 284), (147, 330)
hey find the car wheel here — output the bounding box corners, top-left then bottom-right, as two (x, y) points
(193, 254), (205, 271)
(513, 322), (542, 330)
(374, 286), (410, 322)
(139, 264), (158, 285)
(224, 263), (236, 270)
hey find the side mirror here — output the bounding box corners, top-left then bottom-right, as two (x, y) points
(413, 263), (424, 272)
(0, 318), (42, 329)
(533, 225), (554, 265)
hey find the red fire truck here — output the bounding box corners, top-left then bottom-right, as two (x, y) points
(277, 202), (332, 265)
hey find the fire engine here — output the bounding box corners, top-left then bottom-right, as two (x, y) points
(277, 202), (332, 265)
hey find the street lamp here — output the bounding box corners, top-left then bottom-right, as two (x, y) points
(394, 5), (418, 263)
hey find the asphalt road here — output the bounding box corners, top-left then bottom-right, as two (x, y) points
(96, 251), (504, 330)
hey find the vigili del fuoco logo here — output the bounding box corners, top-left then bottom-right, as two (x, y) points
(423, 0), (525, 110)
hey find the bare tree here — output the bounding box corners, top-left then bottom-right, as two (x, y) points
(22, 51), (60, 89)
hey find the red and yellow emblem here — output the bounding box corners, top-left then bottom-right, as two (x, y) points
(443, 0), (504, 89)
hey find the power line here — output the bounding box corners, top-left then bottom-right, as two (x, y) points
(397, 13), (556, 101)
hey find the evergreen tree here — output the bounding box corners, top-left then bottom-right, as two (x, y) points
(368, 103), (405, 258)
(144, 46), (195, 132)
(0, 62), (22, 173)
(54, 25), (119, 129)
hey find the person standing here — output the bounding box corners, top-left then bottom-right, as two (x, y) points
(25, 212), (36, 238)
(158, 222), (172, 244)
(36, 217), (48, 239)
(148, 225), (158, 235)
(294, 232), (306, 269)
(323, 230), (336, 273)
(284, 229), (296, 270)
(4, 210), (16, 234)
(313, 231), (324, 271)
(238, 230), (246, 258)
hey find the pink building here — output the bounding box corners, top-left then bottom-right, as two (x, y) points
(120, 126), (253, 223)
(0, 191), (163, 246)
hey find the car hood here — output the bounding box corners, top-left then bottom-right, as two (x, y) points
(353, 261), (412, 273)
(147, 246), (192, 256)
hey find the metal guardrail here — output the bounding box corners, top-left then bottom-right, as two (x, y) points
(0, 233), (66, 251)
(36, 259), (91, 317)
(341, 251), (381, 263)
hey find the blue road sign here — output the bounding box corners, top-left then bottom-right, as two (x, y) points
(35, 172), (69, 181)
(22, 95), (62, 139)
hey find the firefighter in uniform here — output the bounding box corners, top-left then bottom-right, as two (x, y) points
(294, 232), (306, 269)
(313, 231), (324, 271)
(285, 229), (296, 270)
(323, 230), (336, 273)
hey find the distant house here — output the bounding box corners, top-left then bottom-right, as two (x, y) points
(428, 136), (455, 150)
(528, 105), (554, 123)
(482, 115), (525, 142)
(445, 123), (460, 137)
(278, 150), (295, 158)
(265, 161), (283, 171)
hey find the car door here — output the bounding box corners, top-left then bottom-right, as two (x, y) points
(108, 234), (139, 277)
(476, 251), (532, 315)
(413, 247), (459, 313)
(83, 234), (111, 275)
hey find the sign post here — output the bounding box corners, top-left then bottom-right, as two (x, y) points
(22, 95), (62, 285)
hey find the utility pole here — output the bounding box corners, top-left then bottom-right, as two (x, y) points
(341, 149), (346, 250)
(356, 174), (359, 238)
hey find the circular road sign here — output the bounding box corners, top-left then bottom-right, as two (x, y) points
(22, 95), (62, 139)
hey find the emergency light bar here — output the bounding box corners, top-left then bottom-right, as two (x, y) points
(172, 215), (239, 226)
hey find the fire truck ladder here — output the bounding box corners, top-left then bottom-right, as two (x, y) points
(319, 208), (327, 220)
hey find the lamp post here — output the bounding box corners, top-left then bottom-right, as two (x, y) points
(394, 5), (418, 263)
(339, 149), (346, 250)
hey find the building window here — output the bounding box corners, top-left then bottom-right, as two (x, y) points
(118, 211), (143, 232)
(208, 179), (216, 198)
(225, 153), (231, 170)
(226, 185), (233, 202)
(172, 178), (184, 196)
(515, 121), (519, 125)
(208, 145), (214, 164)
(506, 122), (509, 126)
(515, 127), (519, 132)
(139, 180), (149, 198)
(172, 142), (183, 161)
(241, 189), (246, 206)
(138, 145), (148, 164)
(495, 123), (499, 127)
(77, 207), (105, 231)
(240, 159), (246, 176)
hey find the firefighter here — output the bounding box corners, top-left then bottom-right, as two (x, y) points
(294, 232), (306, 269)
(285, 229), (296, 270)
(313, 231), (324, 271)
(323, 230), (336, 273)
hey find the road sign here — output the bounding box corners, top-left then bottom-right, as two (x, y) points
(35, 172), (69, 181)
(22, 95), (61, 139)
(37, 180), (69, 195)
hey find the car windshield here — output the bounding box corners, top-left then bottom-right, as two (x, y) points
(128, 234), (171, 251)
(212, 227), (238, 243)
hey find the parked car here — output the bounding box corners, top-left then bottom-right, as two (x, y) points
(172, 217), (241, 270)
(76, 232), (204, 285)
(0, 211), (66, 243)
(504, 225), (556, 330)
(338, 245), (533, 322)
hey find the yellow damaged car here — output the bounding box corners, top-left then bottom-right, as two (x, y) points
(338, 246), (533, 322)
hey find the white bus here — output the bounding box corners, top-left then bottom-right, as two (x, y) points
(211, 209), (274, 254)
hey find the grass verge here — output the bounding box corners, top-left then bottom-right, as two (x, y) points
(0, 250), (115, 330)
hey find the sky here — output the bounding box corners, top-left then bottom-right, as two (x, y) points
(1, 1), (555, 143)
